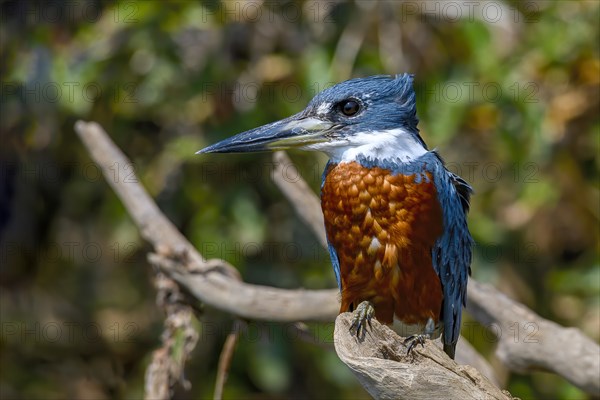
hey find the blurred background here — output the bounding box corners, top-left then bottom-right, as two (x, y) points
(1, 1), (598, 399)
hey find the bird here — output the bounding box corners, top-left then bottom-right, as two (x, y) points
(197, 74), (473, 359)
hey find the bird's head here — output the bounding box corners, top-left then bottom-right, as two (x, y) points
(197, 74), (428, 162)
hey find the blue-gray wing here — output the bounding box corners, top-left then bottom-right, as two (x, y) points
(327, 240), (342, 290)
(321, 160), (343, 291)
(429, 156), (473, 359)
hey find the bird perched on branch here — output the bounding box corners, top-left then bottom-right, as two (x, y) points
(197, 74), (473, 359)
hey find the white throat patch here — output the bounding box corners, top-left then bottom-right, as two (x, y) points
(304, 128), (427, 163)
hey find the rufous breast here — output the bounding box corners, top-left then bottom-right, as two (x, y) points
(321, 161), (444, 325)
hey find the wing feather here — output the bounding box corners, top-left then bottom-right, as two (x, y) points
(429, 153), (473, 359)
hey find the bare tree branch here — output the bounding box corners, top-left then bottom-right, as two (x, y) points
(468, 280), (600, 395)
(75, 121), (600, 396)
(148, 252), (339, 322)
(334, 313), (514, 400)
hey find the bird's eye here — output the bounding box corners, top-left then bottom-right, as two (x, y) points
(340, 99), (360, 116)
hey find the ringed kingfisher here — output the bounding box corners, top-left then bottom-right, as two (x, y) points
(197, 74), (473, 359)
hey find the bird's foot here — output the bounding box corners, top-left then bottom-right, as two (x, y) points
(403, 317), (435, 355)
(349, 300), (375, 338)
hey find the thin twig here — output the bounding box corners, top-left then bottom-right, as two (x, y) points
(214, 320), (245, 400)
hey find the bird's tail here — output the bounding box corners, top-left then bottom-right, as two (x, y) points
(443, 343), (456, 359)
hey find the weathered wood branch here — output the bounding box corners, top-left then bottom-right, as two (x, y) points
(468, 280), (600, 395)
(75, 121), (600, 396)
(334, 313), (514, 400)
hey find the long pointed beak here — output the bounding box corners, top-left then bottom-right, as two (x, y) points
(196, 114), (334, 154)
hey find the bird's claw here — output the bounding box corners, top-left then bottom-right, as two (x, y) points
(349, 301), (375, 338)
(403, 333), (429, 354)
(403, 317), (435, 356)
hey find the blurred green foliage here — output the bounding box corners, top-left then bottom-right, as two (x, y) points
(1, 1), (598, 399)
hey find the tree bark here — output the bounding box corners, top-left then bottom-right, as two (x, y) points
(334, 313), (514, 400)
